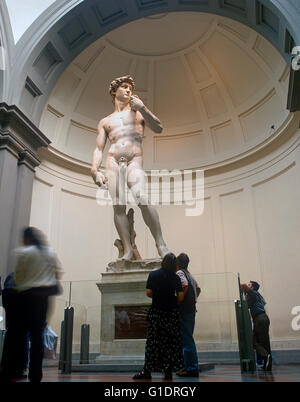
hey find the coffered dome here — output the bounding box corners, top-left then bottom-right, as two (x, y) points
(40, 12), (290, 171)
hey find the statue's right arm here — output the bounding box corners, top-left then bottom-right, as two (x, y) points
(91, 119), (107, 186)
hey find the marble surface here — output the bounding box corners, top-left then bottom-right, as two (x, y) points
(106, 258), (162, 272)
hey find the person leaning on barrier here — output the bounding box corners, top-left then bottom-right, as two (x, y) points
(241, 281), (272, 371)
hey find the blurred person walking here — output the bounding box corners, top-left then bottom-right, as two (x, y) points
(0, 227), (62, 382)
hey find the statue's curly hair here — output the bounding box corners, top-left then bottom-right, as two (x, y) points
(109, 75), (135, 102)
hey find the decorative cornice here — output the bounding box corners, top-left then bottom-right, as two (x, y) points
(0, 103), (50, 169)
(38, 145), (91, 174)
(204, 111), (300, 177)
(18, 150), (41, 172)
(0, 130), (24, 158)
(0, 103), (50, 148)
(38, 111), (300, 179)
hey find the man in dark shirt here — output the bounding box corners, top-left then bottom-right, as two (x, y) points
(241, 281), (272, 371)
(175, 253), (201, 377)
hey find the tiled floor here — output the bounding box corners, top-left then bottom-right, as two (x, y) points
(15, 365), (300, 382)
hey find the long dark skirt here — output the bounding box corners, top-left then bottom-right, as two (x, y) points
(144, 307), (184, 372)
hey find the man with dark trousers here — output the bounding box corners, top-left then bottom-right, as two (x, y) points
(176, 253), (201, 377)
(241, 281), (272, 371)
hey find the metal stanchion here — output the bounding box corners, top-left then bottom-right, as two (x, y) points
(0, 329), (6, 363)
(235, 273), (256, 373)
(58, 320), (65, 371)
(80, 324), (90, 364)
(60, 307), (74, 374)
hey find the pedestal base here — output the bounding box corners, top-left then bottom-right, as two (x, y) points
(96, 259), (161, 359)
(106, 258), (162, 272)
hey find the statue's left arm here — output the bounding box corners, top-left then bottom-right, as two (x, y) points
(130, 95), (163, 133)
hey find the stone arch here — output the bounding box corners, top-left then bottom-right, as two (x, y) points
(4, 0), (300, 125)
(0, 0), (14, 102)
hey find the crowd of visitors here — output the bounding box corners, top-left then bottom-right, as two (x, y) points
(0, 228), (271, 382)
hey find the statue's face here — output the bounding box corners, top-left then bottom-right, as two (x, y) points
(115, 82), (133, 103)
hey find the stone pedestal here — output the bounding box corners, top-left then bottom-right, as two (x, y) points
(96, 259), (161, 361)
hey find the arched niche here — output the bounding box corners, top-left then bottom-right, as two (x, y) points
(4, 0), (300, 125)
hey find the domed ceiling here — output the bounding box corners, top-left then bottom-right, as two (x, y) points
(40, 12), (290, 171)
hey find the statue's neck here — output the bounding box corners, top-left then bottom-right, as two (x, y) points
(114, 100), (131, 113)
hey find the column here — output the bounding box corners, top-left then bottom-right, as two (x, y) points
(0, 103), (50, 280)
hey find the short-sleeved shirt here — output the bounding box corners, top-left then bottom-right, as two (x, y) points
(176, 269), (199, 313)
(146, 268), (183, 311)
(246, 288), (266, 319)
(176, 270), (188, 288)
(14, 245), (61, 291)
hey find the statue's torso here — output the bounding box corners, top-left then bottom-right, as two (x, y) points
(104, 109), (144, 162)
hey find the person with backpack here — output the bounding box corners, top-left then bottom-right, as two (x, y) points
(175, 253), (201, 377)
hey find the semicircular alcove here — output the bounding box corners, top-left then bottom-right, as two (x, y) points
(29, 11), (300, 354)
(39, 12), (291, 171)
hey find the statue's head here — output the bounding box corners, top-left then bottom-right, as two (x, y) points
(109, 75), (135, 103)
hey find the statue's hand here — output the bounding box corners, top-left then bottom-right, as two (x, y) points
(130, 95), (144, 111)
(94, 171), (107, 187)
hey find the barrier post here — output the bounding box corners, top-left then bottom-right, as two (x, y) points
(61, 307), (74, 374)
(80, 324), (90, 364)
(235, 273), (256, 373)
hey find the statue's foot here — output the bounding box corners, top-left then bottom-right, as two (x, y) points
(118, 250), (134, 261)
(157, 244), (169, 258)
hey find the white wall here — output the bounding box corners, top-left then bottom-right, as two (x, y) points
(29, 122), (300, 351)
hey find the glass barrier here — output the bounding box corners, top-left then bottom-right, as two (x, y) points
(47, 272), (240, 367)
(193, 272), (239, 352)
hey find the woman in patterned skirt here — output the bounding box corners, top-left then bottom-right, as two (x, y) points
(133, 252), (184, 380)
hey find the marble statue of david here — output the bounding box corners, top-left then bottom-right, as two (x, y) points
(91, 75), (169, 261)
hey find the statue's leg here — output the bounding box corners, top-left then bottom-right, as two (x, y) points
(106, 158), (133, 260)
(113, 205), (134, 260)
(127, 162), (169, 258)
(139, 205), (169, 258)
